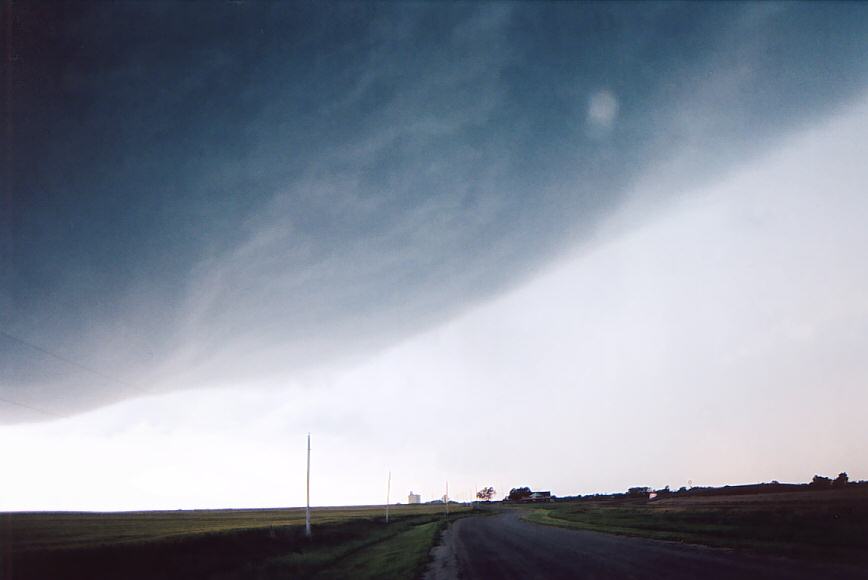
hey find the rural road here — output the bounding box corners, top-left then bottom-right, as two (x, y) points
(424, 510), (868, 580)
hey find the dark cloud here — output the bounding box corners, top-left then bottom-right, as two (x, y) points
(2, 2), (867, 421)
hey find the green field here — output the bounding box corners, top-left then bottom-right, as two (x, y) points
(1, 504), (471, 580)
(523, 487), (868, 564)
(8, 488), (865, 578)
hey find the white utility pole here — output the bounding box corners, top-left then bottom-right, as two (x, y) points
(385, 471), (391, 524)
(305, 433), (311, 538)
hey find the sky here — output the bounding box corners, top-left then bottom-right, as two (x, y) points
(1, 2), (867, 510)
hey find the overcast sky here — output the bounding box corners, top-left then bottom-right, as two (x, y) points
(1, 3), (867, 510)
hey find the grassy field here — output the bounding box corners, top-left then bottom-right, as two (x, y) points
(1, 504), (471, 580)
(523, 487), (868, 564)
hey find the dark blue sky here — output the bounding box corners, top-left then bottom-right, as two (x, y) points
(2, 2), (867, 421)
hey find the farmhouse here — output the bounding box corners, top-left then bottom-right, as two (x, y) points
(524, 491), (553, 503)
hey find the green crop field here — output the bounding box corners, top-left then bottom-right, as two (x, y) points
(1, 503), (472, 580)
(523, 487), (868, 564)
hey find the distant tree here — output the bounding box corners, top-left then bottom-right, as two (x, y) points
(677, 486), (688, 494)
(476, 487), (496, 501)
(627, 486), (651, 498)
(507, 487), (532, 501)
(833, 472), (849, 488)
(656, 485), (671, 496)
(810, 475), (832, 488)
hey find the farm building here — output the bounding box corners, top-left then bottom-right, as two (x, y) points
(408, 491), (421, 504)
(524, 491), (553, 503)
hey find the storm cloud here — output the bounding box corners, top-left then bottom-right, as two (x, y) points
(2, 2), (867, 421)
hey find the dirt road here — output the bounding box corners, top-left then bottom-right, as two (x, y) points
(424, 510), (868, 579)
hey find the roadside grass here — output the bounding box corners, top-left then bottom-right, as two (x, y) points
(523, 487), (868, 564)
(1, 504), (472, 580)
(313, 520), (442, 580)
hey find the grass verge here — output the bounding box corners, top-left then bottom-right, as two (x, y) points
(314, 520), (442, 580)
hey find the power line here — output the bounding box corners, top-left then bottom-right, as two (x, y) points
(0, 394), (66, 419)
(0, 330), (152, 395)
(0, 329), (153, 418)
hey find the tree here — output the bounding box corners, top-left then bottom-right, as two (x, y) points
(507, 487), (532, 501)
(627, 486), (651, 498)
(833, 472), (849, 488)
(810, 475), (832, 488)
(476, 487), (495, 501)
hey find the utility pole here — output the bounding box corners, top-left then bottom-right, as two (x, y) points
(385, 471), (391, 524)
(305, 433), (311, 538)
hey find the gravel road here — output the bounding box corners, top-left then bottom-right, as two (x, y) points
(424, 510), (868, 579)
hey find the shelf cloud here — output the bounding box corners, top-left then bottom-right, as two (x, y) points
(2, 2), (867, 422)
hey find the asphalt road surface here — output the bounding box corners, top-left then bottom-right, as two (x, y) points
(424, 510), (868, 580)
